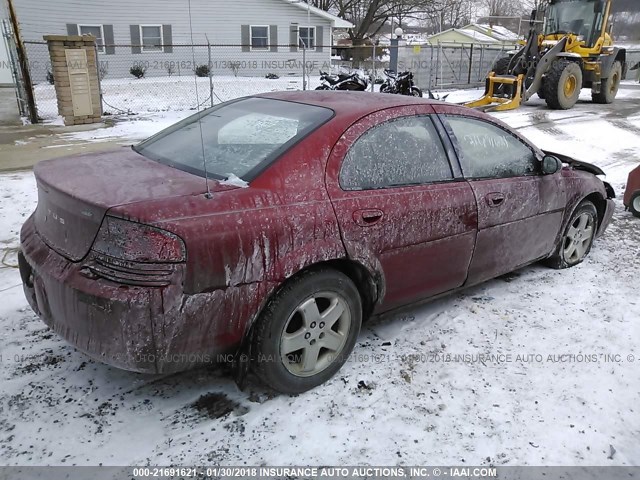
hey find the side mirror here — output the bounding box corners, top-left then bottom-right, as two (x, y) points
(542, 155), (562, 175)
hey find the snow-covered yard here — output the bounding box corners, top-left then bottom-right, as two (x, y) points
(34, 75), (318, 122)
(1, 84), (639, 467)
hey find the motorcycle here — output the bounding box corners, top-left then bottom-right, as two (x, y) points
(315, 70), (369, 91)
(379, 69), (422, 97)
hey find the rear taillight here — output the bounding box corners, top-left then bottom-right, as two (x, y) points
(86, 217), (185, 287)
(92, 216), (186, 263)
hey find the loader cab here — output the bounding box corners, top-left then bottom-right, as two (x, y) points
(543, 0), (606, 47)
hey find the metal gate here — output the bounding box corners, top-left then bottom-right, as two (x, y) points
(1, 19), (29, 118)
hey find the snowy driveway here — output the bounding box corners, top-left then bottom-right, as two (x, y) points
(0, 86), (639, 467)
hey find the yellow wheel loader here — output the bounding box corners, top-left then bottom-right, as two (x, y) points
(465, 0), (627, 112)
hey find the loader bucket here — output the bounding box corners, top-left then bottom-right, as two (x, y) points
(464, 73), (525, 112)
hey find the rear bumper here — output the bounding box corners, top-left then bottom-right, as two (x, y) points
(19, 215), (271, 374)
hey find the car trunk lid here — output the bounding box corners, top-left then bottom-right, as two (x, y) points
(33, 147), (212, 261)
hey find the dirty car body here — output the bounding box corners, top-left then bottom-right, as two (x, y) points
(19, 91), (615, 391)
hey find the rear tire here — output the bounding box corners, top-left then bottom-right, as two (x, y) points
(630, 191), (640, 218)
(410, 86), (422, 97)
(546, 201), (598, 269)
(592, 60), (622, 104)
(252, 268), (362, 394)
(543, 59), (583, 110)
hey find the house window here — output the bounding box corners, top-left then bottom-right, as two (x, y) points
(140, 25), (163, 51)
(298, 26), (315, 50)
(250, 26), (269, 50)
(78, 25), (104, 52)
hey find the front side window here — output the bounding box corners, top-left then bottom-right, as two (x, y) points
(446, 116), (538, 179)
(251, 26), (269, 50)
(134, 98), (333, 180)
(79, 25), (104, 52)
(340, 116), (453, 190)
(141, 25), (163, 51)
(299, 27), (316, 49)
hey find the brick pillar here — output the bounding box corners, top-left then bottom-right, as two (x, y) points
(44, 34), (102, 126)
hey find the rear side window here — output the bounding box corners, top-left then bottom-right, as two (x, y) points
(446, 116), (538, 179)
(134, 98), (333, 180)
(340, 115), (453, 190)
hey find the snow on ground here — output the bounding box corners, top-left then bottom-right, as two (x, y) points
(1, 85), (639, 468)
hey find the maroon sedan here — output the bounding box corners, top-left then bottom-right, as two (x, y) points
(19, 92), (615, 393)
(624, 165), (640, 217)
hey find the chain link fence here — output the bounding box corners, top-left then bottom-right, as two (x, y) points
(17, 39), (640, 122)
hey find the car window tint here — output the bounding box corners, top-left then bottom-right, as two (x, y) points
(340, 115), (452, 190)
(446, 116), (538, 179)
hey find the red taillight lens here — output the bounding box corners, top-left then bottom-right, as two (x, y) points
(92, 216), (186, 263)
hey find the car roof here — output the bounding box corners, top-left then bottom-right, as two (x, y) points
(257, 91), (447, 119)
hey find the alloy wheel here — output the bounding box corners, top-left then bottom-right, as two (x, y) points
(280, 292), (351, 377)
(563, 212), (595, 263)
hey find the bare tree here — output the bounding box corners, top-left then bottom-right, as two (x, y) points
(332, 0), (443, 46)
(308, 0), (337, 11)
(481, 0), (525, 17)
(519, 0), (550, 11)
(416, 0), (470, 31)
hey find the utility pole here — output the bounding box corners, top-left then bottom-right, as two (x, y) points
(6, 0), (38, 123)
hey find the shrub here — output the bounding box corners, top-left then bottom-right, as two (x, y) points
(46, 70), (55, 85)
(195, 64), (210, 77)
(129, 65), (146, 79)
(265, 72), (279, 79)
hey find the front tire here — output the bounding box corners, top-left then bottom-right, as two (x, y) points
(492, 56), (512, 75)
(546, 201), (598, 269)
(630, 191), (640, 218)
(252, 269), (362, 394)
(592, 60), (622, 104)
(315, 85), (330, 90)
(410, 86), (422, 97)
(537, 78), (546, 99)
(543, 59), (583, 110)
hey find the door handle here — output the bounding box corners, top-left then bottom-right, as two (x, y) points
(353, 209), (384, 226)
(485, 192), (505, 207)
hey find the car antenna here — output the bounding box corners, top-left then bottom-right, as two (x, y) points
(188, 0), (213, 199)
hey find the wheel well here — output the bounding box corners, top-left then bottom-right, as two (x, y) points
(317, 259), (378, 321)
(287, 259), (379, 322)
(584, 192), (606, 227)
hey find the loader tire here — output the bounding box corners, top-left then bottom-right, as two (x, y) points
(537, 79), (546, 99)
(492, 56), (512, 75)
(592, 60), (622, 104)
(543, 59), (582, 110)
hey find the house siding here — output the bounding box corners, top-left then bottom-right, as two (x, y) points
(12, 0), (335, 81)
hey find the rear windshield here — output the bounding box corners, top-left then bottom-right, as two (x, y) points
(134, 97), (334, 180)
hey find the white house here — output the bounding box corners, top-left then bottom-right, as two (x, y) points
(3, 0), (352, 80)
